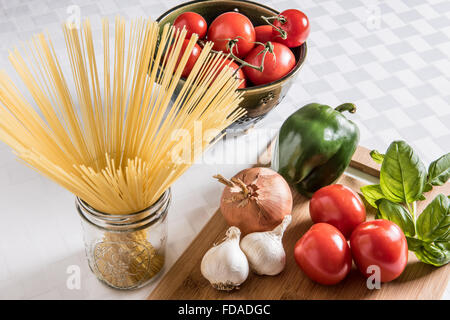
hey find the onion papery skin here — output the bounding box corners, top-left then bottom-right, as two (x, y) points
(219, 167), (293, 235)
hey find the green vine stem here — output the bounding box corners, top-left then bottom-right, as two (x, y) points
(196, 40), (242, 76)
(261, 15), (287, 39)
(198, 37), (276, 75)
(226, 38), (274, 72)
(198, 38), (275, 73)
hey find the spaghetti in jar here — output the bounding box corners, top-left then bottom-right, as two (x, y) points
(77, 189), (170, 290)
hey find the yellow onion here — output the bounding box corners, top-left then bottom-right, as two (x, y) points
(214, 167), (293, 235)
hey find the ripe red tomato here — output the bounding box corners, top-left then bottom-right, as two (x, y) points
(255, 25), (274, 43)
(350, 220), (408, 282)
(243, 42), (295, 86)
(173, 12), (207, 39)
(294, 223), (352, 285)
(272, 9), (310, 48)
(207, 12), (256, 58)
(309, 184), (366, 239)
(213, 58), (247, 89)
(172, 39), (202, 78)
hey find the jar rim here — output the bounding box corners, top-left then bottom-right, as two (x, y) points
(76, 189), (171, 232)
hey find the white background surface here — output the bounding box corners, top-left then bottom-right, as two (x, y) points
(0, 0), (449, 299)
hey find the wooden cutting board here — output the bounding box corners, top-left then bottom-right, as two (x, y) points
(148, 143), (450, 300)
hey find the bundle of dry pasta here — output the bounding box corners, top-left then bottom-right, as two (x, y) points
(0, 17), (245, 215)
(0, 17), (245, 289)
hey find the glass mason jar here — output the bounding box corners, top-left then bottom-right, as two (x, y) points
(76, 189), (170, 290)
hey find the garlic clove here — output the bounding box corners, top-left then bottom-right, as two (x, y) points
(201, 226), (249, 291)
(240, 215), (292, 276)
(271, 214), (292, 238)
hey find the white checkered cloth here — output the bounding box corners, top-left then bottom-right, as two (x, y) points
(0, 0), (448, 300)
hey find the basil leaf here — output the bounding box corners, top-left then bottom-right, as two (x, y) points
(370, 150), (384, 164)
(380, 141), (427, 203)
(408, 237), (450, 267)
(360, 184), (384, 208)
(416, 194), (450, 242)
(414, 242), (450, 267)
(376, 199), (415, 237)
(427, 153), (450, 186)
(423, 183), (433, 193)
(406, 237), (425, 251)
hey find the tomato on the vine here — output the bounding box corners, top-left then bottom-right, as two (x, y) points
(173, 12), (207, 39)
(243, 42), (295, 86)
(207, 12), (256, 58)
(255, 25), (274, 43)
(172, 39), (202, 78)
(294, 223), (352, 285)
(272, 9), (310, 48)
(350, 220), (408, 282)
(309, 184), (366, 238)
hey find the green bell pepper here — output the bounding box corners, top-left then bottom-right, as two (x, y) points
(272, 103), (360, 197)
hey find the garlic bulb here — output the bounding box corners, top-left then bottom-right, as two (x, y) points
(240, 215), (292, 276)
(201, 226), (249, 291)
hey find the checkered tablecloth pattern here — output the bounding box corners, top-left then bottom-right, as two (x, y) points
(0, 0), (448, 300)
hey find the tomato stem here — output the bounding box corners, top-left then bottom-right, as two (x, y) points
(195, 42), (243, 77)
(226, 38), (274, 72)
(261, 15), (287, 40)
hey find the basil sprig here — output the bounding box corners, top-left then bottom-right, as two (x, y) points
(375, 198), (415, 237)
(362, 140), (450, 267)
(380, 141), (427, 203)
(426, 153), (450, 189)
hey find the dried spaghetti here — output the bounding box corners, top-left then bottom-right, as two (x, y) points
(0, 17), (245, 214)
(0, 17), (245, 289)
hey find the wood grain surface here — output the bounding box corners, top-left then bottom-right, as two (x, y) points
(148, 143), (449, 300)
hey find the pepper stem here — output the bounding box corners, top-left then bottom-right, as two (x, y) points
(335, 103), (357, 114)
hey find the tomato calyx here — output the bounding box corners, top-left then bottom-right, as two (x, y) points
(226, 38), (275, 72)
(261, 15), (288, 40)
